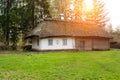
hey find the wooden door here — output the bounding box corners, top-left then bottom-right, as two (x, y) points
(79, 41), (85, 51)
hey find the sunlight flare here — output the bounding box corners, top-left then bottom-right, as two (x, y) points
(70, 4), (74, 10)
(84, 0), (93, 11)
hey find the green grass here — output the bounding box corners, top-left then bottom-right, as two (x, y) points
(0, 50), (120, 80)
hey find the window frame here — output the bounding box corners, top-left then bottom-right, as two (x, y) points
(37, 38), (39, 46)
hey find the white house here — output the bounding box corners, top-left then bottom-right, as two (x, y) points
(26, 19), (112, 51)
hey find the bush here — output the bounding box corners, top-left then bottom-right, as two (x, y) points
(110, 42), (120, 49)
(0, 42), (8, 50)
(23, 45), (32, 51)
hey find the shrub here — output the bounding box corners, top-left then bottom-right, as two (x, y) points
(110, 42), (120, 49)
(0, 42), (8, 50)
(23, 45), (32, 51)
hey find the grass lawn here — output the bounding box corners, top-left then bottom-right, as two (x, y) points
(0, 50), (120, 80)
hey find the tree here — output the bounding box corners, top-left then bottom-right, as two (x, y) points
(105, 22), (113, 33)
(51, 0), (109, 27)
(19, 0), (50, 35)
(16, 0), (51, 49)
(0, 0), (10, 45)
(0, 0), (50, 49)
(0, 0), (4, 42)
(50, 0), (71, 19)
(71, 0), (83, 20)
(83, 0), (109, 26)
(112, 26), (120, 43)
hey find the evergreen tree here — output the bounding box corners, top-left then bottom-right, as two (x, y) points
(52, 0), (109, 27)
(83, 0), (109, 26)
(0, 0), (50, 49)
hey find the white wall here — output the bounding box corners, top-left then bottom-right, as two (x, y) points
(32, 37), (75, 50)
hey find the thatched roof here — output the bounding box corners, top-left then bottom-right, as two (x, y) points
(26, 19), (112, 39)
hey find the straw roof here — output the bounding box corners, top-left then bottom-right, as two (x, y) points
(26, 19), (112, 39)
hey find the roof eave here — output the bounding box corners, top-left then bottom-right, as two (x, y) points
(25, 35), (39, 39)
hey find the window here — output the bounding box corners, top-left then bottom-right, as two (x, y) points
(63, 39), (67, 45)
(37, 38), (39, 46)
(48, 39), (53, 46)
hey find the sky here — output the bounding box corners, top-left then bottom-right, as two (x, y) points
(104, 0), (120, 28)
